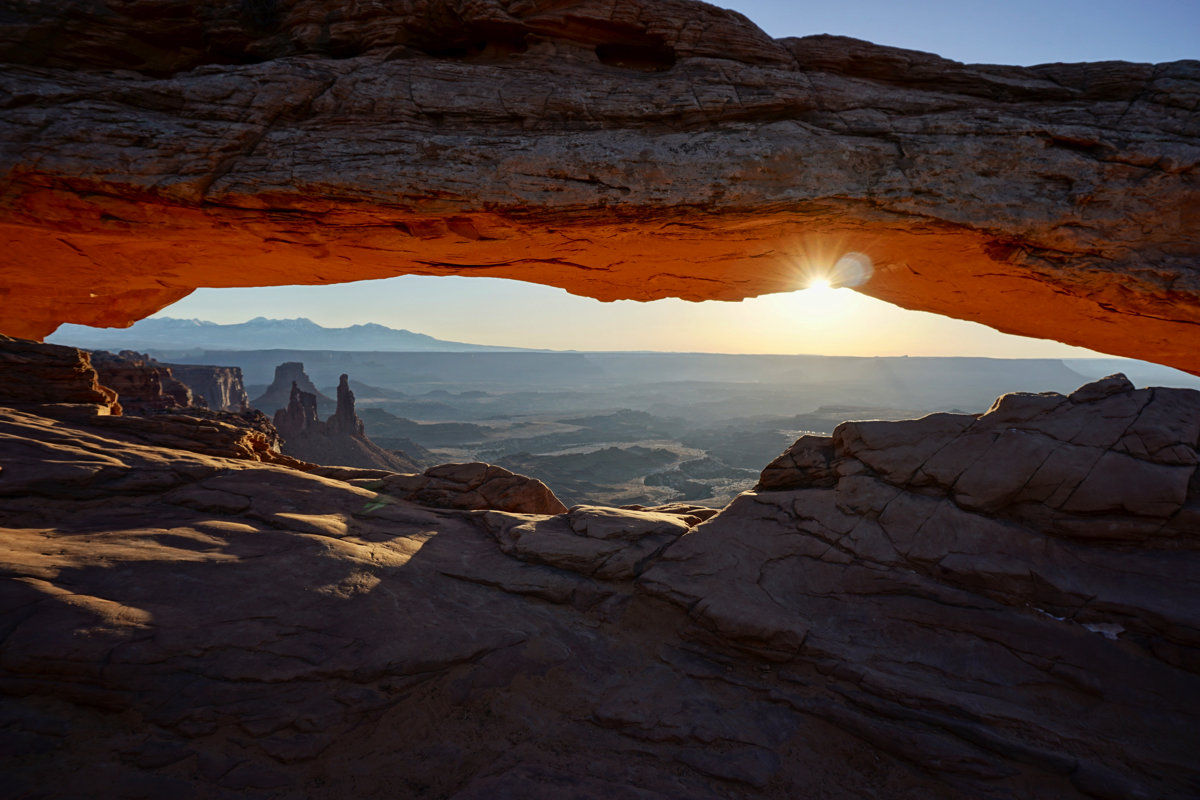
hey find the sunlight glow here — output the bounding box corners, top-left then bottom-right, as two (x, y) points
(149, 275), (1109, 359)
(789, 246), (875, 293)
(806, 277), (833, 292)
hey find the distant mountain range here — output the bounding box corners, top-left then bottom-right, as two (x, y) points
(44, 316), (1200, 396)
(47, 317), (541, 354)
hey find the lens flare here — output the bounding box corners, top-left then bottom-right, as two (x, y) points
(829, 252), (874, 288)
(785, 240), (875, 293)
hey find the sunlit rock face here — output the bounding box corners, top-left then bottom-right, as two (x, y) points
(90, 350), (197, 415)
(1, 0), (1199, 370)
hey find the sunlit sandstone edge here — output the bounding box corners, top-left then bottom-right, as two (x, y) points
(1, 0), (1197, 371)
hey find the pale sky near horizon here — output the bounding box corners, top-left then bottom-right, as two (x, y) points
(153, 0), (1199, 356)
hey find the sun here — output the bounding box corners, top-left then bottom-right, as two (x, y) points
(806, 276), (833, 292)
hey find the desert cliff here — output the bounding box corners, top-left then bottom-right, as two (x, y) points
(170, 363), (251, 412)
(90, 350), (199, 415)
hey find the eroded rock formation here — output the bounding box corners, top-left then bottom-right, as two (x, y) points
(88, 350), (251, 414)
(91, 350), (198, 415)
(169, 363), (250, 412)
(250, 362), (333, 416)
(372, 462), (569, 516)
(1, 1), (1197, 370)
(0, 334), (120, 414)
(2, 366), (1197, 798)
(274, 373), (425, 472)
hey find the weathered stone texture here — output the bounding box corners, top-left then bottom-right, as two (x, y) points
(2, 373), (1199, 798)
(0, 334), (120, 413)
(373, 461), (569, 515)
(91, 350), (198, 414)
(169, 363), (250, 412)
(0, 1), (1197, 371)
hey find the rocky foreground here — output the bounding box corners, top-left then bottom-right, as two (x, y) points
(2, 341), (1198, 798)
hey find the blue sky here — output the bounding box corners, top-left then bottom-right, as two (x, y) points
(155, 0), (1198, 355)
(731, 0), (1199, 65)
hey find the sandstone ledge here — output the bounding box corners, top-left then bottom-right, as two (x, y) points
(2, 372), (1199, 798)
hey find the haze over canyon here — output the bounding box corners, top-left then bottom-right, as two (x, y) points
(2, 1), (1199, 799)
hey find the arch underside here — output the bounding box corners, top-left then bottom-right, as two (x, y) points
(1, 1), (1197, 370)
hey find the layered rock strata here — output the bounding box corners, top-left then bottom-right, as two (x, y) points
(0, 336), (302, 467)
(1, 1), (1198, 371)
(641, 374), (1200, 797)
(91, 350), (198, 415)
(0, 334), (120, 414)
(1, 373), (1197, 798)
(169, 363), (250, 412)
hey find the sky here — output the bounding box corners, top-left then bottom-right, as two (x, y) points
(154, 0), (1199, 356)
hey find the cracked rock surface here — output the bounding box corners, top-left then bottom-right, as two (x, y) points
(2, 372), (1198, 798)
(1, 1), (1199, 372)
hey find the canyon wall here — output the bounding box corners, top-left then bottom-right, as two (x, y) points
(0, 1), (1197, 370)
(91, 351), (197, 415)
(170, 364), (250, 412)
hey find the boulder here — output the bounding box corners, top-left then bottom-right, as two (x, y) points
(374, 462), (568, 515)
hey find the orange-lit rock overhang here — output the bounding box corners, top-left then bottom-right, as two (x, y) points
(1, 0), (1197, 369)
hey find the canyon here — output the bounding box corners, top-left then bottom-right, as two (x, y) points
(2, 1), (1199, 798)
(2, 337), (1198, 799)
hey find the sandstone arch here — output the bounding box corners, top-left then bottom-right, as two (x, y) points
(1, 1), (1197, 370)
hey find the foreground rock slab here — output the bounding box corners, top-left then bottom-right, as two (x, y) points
(2, 374), (1199, 798)
(1, 1), (1198, 372)
(643, 375), (1200, 797)
(0, 406), (918, 800)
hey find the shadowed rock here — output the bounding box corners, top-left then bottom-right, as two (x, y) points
(168, 363), (250, 412)
(273, 372), (423, 472)
(328, 374), (365, 437)
(251, 362), (333, 416)
(0, 334), (120, 414)
(0, 1), (1197, 372)
(2, 370), (1198, 798)
(273, 380), (321, 439)
(90, 350), (198, 415)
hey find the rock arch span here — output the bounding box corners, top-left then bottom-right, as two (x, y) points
(1, 1), (1197, 370)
